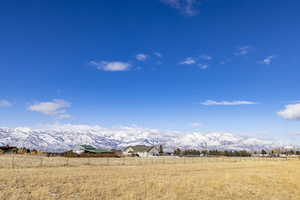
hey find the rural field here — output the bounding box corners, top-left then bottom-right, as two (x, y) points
(1, 156), (300, 200)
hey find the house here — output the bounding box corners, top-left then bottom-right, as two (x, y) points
(72, 145), (112, 155)
(123, 145), (160, 157)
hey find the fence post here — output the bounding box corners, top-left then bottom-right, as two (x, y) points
(40, 157), (43, 167)
(65, 157), (69, 167)
(11, 155), (15, 169)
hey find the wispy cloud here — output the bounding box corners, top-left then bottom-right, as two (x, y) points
(90, 61), (130, 72)
(278, 103), (300, 121)
(289, 131), (300, 135)
(191, 122), (202, 127)
(200, 55), (212, 61)
(0, 99), (12, 107)
(234, 46), (252, 56)
(58, 114), (72, 119)
(219, 58), (231, 65)
(198, 63), (208, 70)
(180, 57), (196, 65)
(161, 0), (202, 16)
(180, 57), (209, 69)
(201, 100), (257, 106)
(136, 54), (149, 61)
(27, 99), (71, 119)
(259, 56), (275, 65)
(153, 52), (162, 57)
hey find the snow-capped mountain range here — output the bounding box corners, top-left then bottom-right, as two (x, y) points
(0, 124), (288, 152)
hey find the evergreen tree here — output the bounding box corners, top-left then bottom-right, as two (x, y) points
(174, 148), (182, 156)
(159, 145), (164, 154)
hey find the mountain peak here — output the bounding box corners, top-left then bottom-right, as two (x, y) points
(0, 125), (281, 152)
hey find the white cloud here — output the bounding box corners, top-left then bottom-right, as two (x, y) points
(198, 63), (208, 70)
(201, 100), (257, 106)
(161, 0), (202, 16)
(0, 100), (12, 107)
(259, 56), (275, 65)
(191, 122), (202, 127)
(235, 46), (251, 56)
(154, 52), (162, 57)
(219, 58), (231, 65)
(90, 61), (130, 71)
(136, 54), (148, 61)
(58, 114), (72, 119)
(200, 55), (212, 60)
(180, 57), (196, 65)
(278, 103), (300, 121)
(28, 99), (71, 118)
(289, 132), (300, 135)
(180, 57), (209, 70)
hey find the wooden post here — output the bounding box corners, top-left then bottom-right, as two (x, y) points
(65, 157), (69, 167)
(143, 175), (147, 199)
(40, 157), (43, 167)
(12, 155), (15, 169)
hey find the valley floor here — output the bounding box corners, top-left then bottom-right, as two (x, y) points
(0, 158), (300, 200)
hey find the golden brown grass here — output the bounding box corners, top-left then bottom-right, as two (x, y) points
(0, 156), (300, 200)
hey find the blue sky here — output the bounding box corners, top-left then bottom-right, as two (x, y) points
(1, 0), (300, 143)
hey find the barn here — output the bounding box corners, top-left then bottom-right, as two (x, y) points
(72, 145), (112, 155)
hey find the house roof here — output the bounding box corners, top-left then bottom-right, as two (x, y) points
(125, 145), (155, 153)
(80, 145), (111, 153)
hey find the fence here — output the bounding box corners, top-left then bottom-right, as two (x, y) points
(0, 154), (299, 169)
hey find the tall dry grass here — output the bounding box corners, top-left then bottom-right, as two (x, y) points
(0, 156), (300, 200)
(0, 154), (294, 168)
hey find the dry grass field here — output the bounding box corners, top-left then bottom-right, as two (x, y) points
(1, 156), (300, 200)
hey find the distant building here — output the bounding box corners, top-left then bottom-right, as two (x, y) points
(111, 149), (123, 157)
(72, 145), (112, 155)
(123, 145), (160, 157)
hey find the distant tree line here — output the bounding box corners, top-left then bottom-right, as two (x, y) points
(0, 145), (44, 155)
(173, 148), (251, 157)
(173, 148), (300, 157)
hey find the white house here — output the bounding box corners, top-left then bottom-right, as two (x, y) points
(123, 145), (160, 157)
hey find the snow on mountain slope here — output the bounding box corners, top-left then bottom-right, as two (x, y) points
(0, 124), (279, 152)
